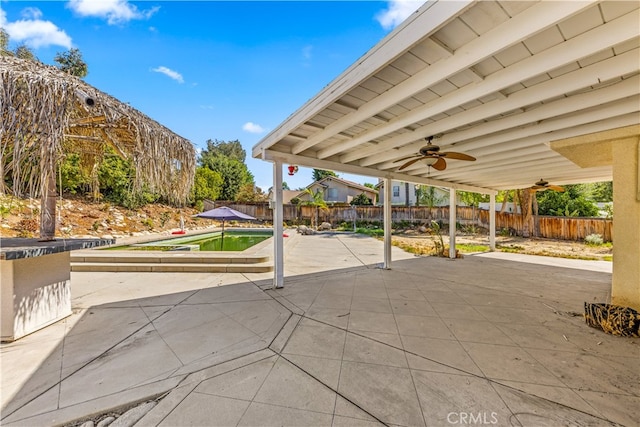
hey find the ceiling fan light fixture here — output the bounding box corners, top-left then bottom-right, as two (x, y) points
(422, 157), (438, 166)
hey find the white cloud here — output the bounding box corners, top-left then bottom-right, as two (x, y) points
(0, 7), (72, 49)
(21, 7), (43, 20)
(243, 122), (265, 134)
(151, 66), (184, 83)
(376, 0), (425, 30)
(67, 0), (159, 25)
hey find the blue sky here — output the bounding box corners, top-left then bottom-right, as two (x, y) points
(1, 0), (424, 191)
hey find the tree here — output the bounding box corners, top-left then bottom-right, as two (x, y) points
(97, 149), (158, 208)
(202, 139), (246, 162)
(236, 184), (268, 202)
(516, 188), (534, 237)
(312, 169), (338, 181)
(54, 48), (88, 78)
(190, 167), (222, 204)
(1, 29), (10, 56)
(536, 186), (599, 217)
(199, 139), (254, 201)
(404, 182), (410, 206)
(363, 183), (378, 203)
(14, 44), (38, 62)
(282, 181), (290, 190)
(458, 191), (488, 231)
(59, 153), (90, 195)
(587, 181), (613, 202)
(351, 193), (372, 205)
(417, 186), (444, 208)
(301, 188), (328, 228)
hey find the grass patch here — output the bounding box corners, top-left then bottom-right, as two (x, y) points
(456, 243), (490, 253)
(497, 244), (612, 262)
(354, 227), (385, 237)
(497, 245), (524, 253)
(391, 240), (434, 256)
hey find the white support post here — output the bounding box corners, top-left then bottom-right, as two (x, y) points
(449, 188), (456, 259)
(272, 161), (284, 289)
(489, 193), (496, 251)
(383, 177), (392, 269)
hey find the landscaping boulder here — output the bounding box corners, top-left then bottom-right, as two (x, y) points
(297, 225), (316, 235)
(319, 222), (332, 231)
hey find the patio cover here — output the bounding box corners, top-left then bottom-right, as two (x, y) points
(252, 0), (640, 306)
(253, 0), (638, 192)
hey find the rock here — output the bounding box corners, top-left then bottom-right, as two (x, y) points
(418, 226), (428, 233)
(96, 416), (116, 427)
(80, 421), (94, 427)
(297, 225), (316, 235)
(110, 401), (157, 427)
(319, 222), (332, 230)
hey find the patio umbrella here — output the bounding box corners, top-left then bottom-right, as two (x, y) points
(195, 206), (257, 249)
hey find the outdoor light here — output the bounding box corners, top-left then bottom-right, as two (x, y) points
(422, 157), (438, 166)
(287, 165), (298, 175)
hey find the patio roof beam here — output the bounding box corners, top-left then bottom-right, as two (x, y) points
(378, 106), (638, 176)
(261, 149), (496, 195)
(380, 100), (639, 176)
(294, 0), (597, 157)
(476, 168), (614, 190)
(339, 15), (640, 164)
(368, 74), (640, 168)
(392, 145), (553, 175)
(344, 34), (640, 164)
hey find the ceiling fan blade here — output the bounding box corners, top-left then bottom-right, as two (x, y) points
(441, 151), (476, 161)
(393, 154), (421, 163)
(548, 185), (565, 192)
(431, 157), (447, 171)
(398, 157), (423, 170)
(531, 185), (546, 191)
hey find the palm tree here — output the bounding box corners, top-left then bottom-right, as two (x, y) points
(301, 188), (328, 228)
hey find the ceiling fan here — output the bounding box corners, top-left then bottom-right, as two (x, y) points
(393, 136), (476, 171)
(531, 179), (564, 192)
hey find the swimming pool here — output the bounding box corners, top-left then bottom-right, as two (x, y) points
(104, 229), (273, 252)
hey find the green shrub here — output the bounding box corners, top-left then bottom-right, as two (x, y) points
(585, 233), (604, 246)
(141, 218), (154, 230)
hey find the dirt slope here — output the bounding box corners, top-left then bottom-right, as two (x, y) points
(0, 196), (205, 239)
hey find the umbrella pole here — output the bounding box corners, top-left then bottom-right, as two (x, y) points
(221, 219), (225, 250)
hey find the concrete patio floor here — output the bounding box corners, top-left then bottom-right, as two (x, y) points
(1, 231), (638, 426)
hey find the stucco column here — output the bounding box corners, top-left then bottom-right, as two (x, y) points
(611, 137), (640, 310)
(449, 188), (456, 259)
(489, 193), (496, 251)
(383, 177), (392, 269)
(272, 161), (284, 289)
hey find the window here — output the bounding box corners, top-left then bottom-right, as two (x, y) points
(393, 186), (400, 197)
(327, 188), (338, 200)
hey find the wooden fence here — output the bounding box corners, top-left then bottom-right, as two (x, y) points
(205, 201), (613, 242)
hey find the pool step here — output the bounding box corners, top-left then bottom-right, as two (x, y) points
(71, 262), (273, 273)
(70, 250), (272, 273)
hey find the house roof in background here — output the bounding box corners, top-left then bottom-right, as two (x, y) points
(300, 176), (377, 195)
